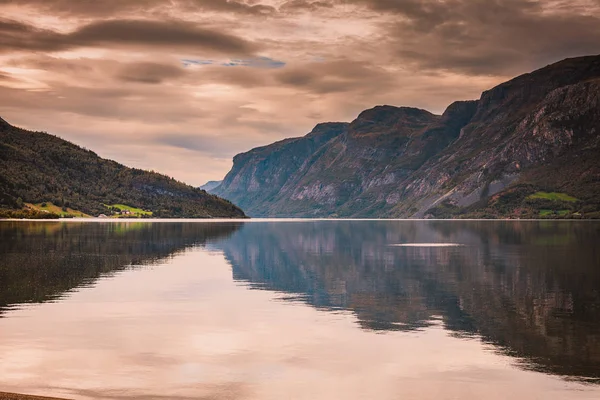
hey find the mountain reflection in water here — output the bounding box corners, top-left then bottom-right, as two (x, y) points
(0, 221), (243, 315)
(0, 219), (599, 393)
(216, 220), (600, 382)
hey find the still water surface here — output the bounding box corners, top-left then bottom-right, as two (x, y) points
(0, 220), (599, 399)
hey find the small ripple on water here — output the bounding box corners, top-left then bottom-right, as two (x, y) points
(388, 243), (465, 247)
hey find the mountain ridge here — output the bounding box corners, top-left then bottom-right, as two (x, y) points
(199, 180), (223, 192)
(0, 119), (246, 218)
(213, 55), (600, 218)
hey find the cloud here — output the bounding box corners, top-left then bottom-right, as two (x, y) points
(154, 133), (257, 157)
(275, 59), (394, 94)
(0, 0), (277, 17)
(197, 65), (271, 87)
(1, 0), (599, 186)
(0, 18), (258, 55)
(280, 0), (335, 12)
(184, 0), (277, 15)
(0, 71), (15, 82)
(71, 19), (257, 54)
(351, 0), (600, 75)
(182, 56), (286, 68)
(182, 59), (215, 67)
(221, 57), (286, 68)
(116, 62), (187, 84)
(0, 18), (64, 52)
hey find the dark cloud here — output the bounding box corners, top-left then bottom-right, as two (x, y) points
(183, 0), (276, 15)
(72, 19), (257, 54)
(0, 0), (276, 17)
(276, 60), (394, 94)
(0, 18), (65, 52)
(0, 18), (258, 55)
(0, 71), (16, 82)
(116, 62), (186, 84)
(155, 133), (262, 157)
(351, 0), (600, 75)
(0, 0), (161, 16)
(280, 0), (335, 12)
(350, 0), (539, 23)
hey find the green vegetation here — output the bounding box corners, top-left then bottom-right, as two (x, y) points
(104, 204), (153, 217)
(0, 208), (59, 219)
(424, 183), (599, 219)
(0, 119), (246, 218)
(424, 200), (462, 219)
(538, 209), (570, 217)
(27, 202), (90, 218)
(528, 192), (579, 202)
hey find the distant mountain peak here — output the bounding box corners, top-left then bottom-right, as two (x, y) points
(355, 105), (435, 121)
(305, 122), (349, 138)
(199, 180), (222, 193)
(214, 54), (600, 219)
(347, 105), (438, 140)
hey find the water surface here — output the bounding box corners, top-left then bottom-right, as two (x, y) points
(0, 220), (599, 399)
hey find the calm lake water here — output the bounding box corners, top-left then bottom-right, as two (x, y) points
(1, 220), (599, 399)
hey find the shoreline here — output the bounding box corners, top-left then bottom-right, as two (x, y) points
(0, 393), (69, 400)
(0, 217), (599, 222)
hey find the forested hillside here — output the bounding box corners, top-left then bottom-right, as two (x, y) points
(0, 117), (245, 218)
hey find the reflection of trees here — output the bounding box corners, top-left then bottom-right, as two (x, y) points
(0, 221), (242, 314)
(218, 221), (600, 382)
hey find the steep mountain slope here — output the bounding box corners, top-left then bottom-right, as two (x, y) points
(395, 55), (600, 218)
(199, 180), (222, 192)
(0, 119), (246, 218)
(212, 122), (348, 215)
(214, 55), (600, 218)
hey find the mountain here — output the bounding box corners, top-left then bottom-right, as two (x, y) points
(0, 119), (246, 218)
(213, 122), (348, 215)
(214, 55), (600, 218)
(199, 180), (222, 192)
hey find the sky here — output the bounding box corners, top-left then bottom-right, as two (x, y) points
(1, 0), (599, 186)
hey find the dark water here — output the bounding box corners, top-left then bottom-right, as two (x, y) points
(0, 220), (599, 399)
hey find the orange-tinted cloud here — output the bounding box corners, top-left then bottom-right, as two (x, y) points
(0, 0), (598, 185)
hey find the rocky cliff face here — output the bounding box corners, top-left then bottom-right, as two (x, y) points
(213, 122), (348, 215)
(199, 180), (222, 192)
(214, 55), (600, 218)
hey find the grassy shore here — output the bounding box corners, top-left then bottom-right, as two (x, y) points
(0, 392), (69, 400)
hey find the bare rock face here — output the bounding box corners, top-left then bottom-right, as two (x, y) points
(214, 55), (600, 218)
(212, 122), (348, 215)
(199, 180), (222, 192)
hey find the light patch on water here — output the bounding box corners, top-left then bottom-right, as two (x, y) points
(388, 243), (465, 247)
